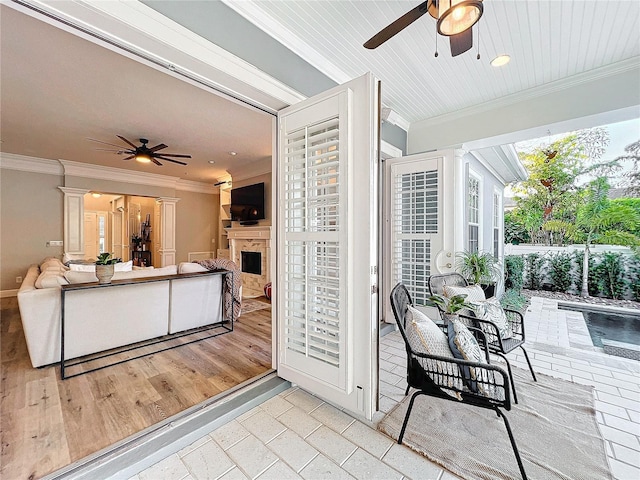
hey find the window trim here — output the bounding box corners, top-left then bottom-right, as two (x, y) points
(467, 169), (482, 253)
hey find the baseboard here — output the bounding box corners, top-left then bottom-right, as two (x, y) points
(43, 371), (290, 480)
(1, 289), (18, 298)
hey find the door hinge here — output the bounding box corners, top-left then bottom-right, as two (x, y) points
(371, 285), (378, 294)
(371, 266), (377, 275)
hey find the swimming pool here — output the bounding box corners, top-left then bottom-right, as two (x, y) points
(559, 304), (640, 348)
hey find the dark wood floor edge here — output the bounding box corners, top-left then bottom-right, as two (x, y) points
(43, 371), (290, 480)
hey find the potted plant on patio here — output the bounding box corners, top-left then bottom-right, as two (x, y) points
(95, 253), (121, 284)
(456, 250), (501, 298)
(427, 293), (473, 324)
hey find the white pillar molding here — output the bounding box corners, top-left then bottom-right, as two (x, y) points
(59, 187), (90, 259)
(155, 197), (180, 267)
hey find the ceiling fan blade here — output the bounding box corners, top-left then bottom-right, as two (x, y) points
(87, 137), (128, 149)
(95, 148), (122, 152)
(155, 153), (192, 158)
(116, 135), (138, 149)
(148, 143), (168, 153)
(152, 158), (163, 166)
(364, 1), (432, 49)
(450, 28), (473, 57)
(122, 155), (135, 161)
(155, 155), (188, 166)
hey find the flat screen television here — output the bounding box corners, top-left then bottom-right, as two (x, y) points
(230, 182), (265, 224)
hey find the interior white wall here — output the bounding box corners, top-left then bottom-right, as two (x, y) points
(408, 62), (640, 154)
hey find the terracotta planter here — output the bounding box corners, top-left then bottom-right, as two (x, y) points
(95, 264), (115, 284)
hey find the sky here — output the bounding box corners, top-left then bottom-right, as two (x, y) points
(509, 117), (640, 194)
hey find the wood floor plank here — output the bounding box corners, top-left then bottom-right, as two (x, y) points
(0, 297), (272, 479)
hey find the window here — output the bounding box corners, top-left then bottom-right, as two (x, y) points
(468, 173), (480, 253)
(493, 190), (501, 258)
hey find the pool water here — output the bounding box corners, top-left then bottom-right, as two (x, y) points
(560, 305), (640, 348)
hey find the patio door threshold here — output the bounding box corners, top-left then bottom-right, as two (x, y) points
(43, 370), (289, 480)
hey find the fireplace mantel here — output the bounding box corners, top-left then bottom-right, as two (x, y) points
(226, 226), (272, 240)
(226, 226), (271, 298)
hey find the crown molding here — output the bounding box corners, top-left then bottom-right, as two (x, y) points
(1, 154), (216, 193)
(0, 152), (63, 175)
(175, 179), (216, 194)
(227, 157), (272, 182)
(59, 159), (181, 189)
(413, 57), (640, 129)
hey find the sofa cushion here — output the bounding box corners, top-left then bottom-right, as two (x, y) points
(65, 265), (178, 284)
(69, 260), (133, 273)
(35, 268), (69, 288)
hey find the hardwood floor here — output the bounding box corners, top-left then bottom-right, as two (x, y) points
(0, 297), (272, 480)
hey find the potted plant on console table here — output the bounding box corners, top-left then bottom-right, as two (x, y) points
(95, 253), (121, 284)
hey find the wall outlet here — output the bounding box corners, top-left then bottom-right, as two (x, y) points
(46, 240), (63, 247)
(16, 276), (22, 284)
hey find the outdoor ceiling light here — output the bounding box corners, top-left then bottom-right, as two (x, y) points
(91, 192), (101, 198)
(491, 54), (511, 67)
(437, 0), (483, 36)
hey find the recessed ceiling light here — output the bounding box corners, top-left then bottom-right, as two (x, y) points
(208, 160), (215, 164)
(491, 54), (511, 67)
(228, 151), (237, 156)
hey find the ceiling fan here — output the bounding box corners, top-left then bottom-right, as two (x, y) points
(363, 0), (483, 57)
(89, 135), (191, 166)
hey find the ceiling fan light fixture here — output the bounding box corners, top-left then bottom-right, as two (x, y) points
(437, 0), (483, 36)
(135, 153), (152, 163)
(491, 54), (511, 67)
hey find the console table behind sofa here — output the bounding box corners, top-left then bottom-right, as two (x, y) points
(61, 270), (232, 379)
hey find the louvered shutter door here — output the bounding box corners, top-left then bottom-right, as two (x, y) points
(280, 93), (350, 391)
(391, 163), (439, 306)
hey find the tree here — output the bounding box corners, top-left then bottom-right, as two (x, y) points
(512, 128), (613, 245)
(613, 140), (640, 197)
(572, 177), (640, 297)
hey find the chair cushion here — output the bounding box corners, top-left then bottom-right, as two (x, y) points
(443, 283), (486, 302)
(470, 297), (513, 341)
(405, 306), (462, 400)
(448, 319), (484, 392)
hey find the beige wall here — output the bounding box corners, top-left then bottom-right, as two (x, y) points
(0, 168), (219, 292)
(0, 169), (64, 291)
(175, 190), (219, 262)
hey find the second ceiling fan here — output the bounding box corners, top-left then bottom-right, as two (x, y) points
(364, 0), (484, 57)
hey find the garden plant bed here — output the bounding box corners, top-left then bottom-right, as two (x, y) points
(522, 289), (640, 310)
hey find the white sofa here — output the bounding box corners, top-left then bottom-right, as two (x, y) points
(17, 258), (231, 368)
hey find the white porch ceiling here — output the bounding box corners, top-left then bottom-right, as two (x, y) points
(225, 0), (640, 125)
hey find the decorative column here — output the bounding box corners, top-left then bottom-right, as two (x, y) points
(59, 187), (90, 260)
(155, 197), (180, 267)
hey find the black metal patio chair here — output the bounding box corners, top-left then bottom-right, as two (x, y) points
(390, 283), (527, 480)
(428, 272), (537, 404)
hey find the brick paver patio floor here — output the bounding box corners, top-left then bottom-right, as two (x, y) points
(378, 296), (640, 479)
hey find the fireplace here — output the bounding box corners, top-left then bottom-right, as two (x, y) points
(241, 251), (262, 275)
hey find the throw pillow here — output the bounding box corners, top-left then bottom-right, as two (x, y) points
(405, 305), (431, 324)
(405, 306), (462, 400)
(443, 284), (486, 302)
(471, 297), (513, 341)
(448, 319), (485, 393)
